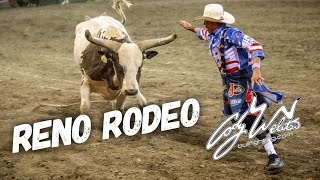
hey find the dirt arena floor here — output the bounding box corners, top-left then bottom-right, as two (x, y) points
(1, 0), (320, 179)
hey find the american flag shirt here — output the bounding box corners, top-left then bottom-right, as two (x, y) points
(197, 23), (265, 78)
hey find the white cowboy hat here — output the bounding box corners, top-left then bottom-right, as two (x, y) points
(194, 4), (235, 24)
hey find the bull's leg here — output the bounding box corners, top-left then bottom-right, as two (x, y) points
(116, 94), (127, 112)
(136, 91), (147, 108)
(80, 80), (91, 114)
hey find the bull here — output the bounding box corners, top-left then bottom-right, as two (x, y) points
(73, 0), (177, 114)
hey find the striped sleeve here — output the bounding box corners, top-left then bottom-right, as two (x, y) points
(196, 28), (209, 41)
(227, 29), (265, 60)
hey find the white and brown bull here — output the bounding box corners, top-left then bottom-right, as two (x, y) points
(73, 2), (177, 114)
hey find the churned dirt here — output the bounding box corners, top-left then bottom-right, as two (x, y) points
(0, 0), (319, 179)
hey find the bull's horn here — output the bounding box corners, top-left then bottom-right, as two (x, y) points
(85, 30), (122, 52)
(137, 33), (177, 52)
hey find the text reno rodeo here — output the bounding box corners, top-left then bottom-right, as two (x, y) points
(12, 98), (200, 153)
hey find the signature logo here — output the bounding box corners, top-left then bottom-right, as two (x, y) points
(206, 96), (301, 160)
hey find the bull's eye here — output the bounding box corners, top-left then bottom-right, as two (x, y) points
(136, 66), (142, 83)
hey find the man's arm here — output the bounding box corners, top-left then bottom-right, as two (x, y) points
(252, 57), (264, 88)
(179, 20), (199, 33)
(179, 20), (209, 41)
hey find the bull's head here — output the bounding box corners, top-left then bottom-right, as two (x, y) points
(85, 30), (177, 96)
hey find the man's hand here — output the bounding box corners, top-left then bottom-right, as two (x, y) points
(252, 68), (264, 88)
(251, 57), (264, 88)
(179, 20), (197, 33)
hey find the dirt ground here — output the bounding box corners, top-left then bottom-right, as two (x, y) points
(0, 0), (320, 179)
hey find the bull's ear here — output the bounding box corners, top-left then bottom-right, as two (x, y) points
(143, 51), (158, 59)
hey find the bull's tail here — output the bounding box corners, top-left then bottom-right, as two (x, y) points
(112, 0), (132, 25)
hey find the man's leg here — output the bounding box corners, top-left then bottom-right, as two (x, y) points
(243, 116), (284, 171)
